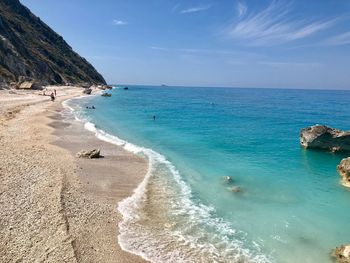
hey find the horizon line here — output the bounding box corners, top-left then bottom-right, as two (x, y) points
(109, 83), (350, 92)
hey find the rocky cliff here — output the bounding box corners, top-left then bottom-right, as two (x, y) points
(0, 0), (106, 87)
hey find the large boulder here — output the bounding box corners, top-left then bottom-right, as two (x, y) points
(17, 80), (42, 90)
(76, 149), (101, 159)
(300, 125), (350, 152)
(337, 158), (350, 188)
(82, 88), (92, 95)
(333, 244), (350, 263)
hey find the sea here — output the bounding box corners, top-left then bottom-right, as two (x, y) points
(65, 85), (350, 263)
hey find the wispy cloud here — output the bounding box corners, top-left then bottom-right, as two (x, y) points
(148, 46), (264, 59)
(237, 1), (247, 18)
(257, 61), (322, 68)
(227, 60), (322, 68)
(324, 31), (350, 46)
(180, 5), (211, 14)
(225, 0), (339, 46)
(149, 46), (170, 51)
(113, 19), (128, 26)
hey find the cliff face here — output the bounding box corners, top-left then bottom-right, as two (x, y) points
(0, 0), (106, 86)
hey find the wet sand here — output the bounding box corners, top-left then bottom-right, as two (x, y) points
(0, 86), (148, 262)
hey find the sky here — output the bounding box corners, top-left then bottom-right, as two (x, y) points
(21, 0), (350, 89)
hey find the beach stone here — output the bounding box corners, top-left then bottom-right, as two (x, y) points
(77, 149), (101, 159)
(337, 158), (350, 188)
(333, 244), (350, 263)
(82, 88), (92, 95)
(300, 125), (350, 152)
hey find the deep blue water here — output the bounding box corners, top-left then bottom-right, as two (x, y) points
(68, 86), (350, 263)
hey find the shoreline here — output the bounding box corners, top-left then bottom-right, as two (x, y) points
(0, 86), (149, 262)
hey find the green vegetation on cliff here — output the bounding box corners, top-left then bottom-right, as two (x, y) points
(0, 0), (106, 86)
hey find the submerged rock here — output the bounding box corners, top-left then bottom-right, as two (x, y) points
(77, 149), (101, 159)
(230, 186), (241, 193)
(300, 125), (350, 152)
(337, 158), (350, 188)
(333, 244), (350, 263)
(101, 93), (111, 97)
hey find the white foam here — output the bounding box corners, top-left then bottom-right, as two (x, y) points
(62, 96), (272, 263)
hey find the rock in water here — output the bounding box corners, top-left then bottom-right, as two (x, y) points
(77, 149), (101, 159)
(223, 176), (232, 183)
(337, 158), (350, 188)
(300, 125), (350, 152)
(230, 186), (241, 193)
(333, 244), (350, 263)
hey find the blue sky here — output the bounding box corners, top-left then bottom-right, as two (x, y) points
(21, 0), (350, 89)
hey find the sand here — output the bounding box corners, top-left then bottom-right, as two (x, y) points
(0, 86), (148, 262)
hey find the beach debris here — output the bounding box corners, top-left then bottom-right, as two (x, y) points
(300, 125), (350, 153)
(337, 157), (350, 188)
(83, 88), (92, 95)
(101, 93), (112, 97)
(333, 244), (350, 263)
(76, 149), (101, 159)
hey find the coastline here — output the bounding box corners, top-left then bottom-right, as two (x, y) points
(0, 86), (148, 262)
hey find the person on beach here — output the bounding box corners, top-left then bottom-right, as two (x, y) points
(50, 92), (55, 102)
(54, 89), (57, 97)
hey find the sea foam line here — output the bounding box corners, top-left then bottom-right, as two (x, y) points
(62, 96), (272, 263)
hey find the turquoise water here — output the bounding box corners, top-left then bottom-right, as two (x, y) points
(68, 86), (350, 263)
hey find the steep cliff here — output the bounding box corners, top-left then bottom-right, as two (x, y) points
(0, 0), (106, 86)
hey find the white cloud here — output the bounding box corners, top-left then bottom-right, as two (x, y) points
(237, 1), (247, 18)
(225, 0), (339, 46)
(180, 5), (211, 14)
(113, 20), (128, 26)
(149, 46), (170, 51)
(324, 31), (350, 46)
(148, 46), (264, 59)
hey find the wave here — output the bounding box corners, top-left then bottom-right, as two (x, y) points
(63, 97), (272, 263)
